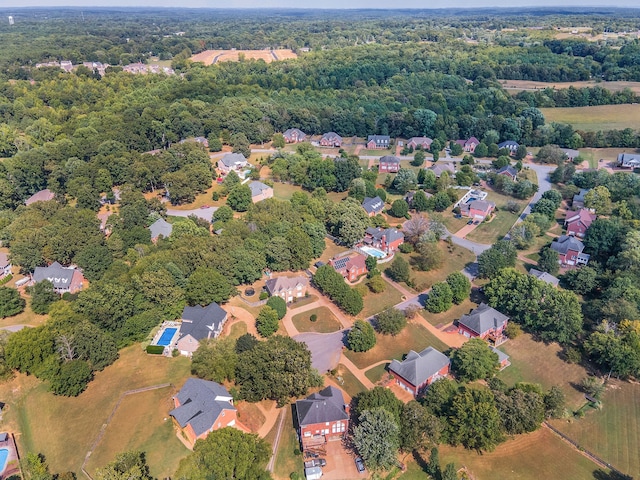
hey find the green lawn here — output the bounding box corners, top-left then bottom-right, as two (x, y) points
(344, 322), (448, 370)
(441, 213), (470, 235)
(272, 182), (304, 200)
(466, 191), (527, 244)
(550, 380), (640, 478)
(358, 280), (405, 318)
(292, 306), (343, 333)
(334, 364), (368, 398)
(365, 363), (389, 384)
(288, 295), (318, 309)
(540, 104), (640, 132)
(420, 298), (477, 328)
(228, 321), (248, 340)
(273, 407), (304, 480)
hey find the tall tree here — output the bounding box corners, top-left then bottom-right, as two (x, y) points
(353, 408), (400, 471)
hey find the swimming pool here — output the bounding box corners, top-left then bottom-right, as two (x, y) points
(360, 246), (387, 259)
(156, 327), (177, 347)
(0, 448), (8, 473)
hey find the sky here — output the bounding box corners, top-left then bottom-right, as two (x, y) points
(3, 0), (640, 8)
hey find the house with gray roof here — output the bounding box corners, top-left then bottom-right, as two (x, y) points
(25, 189), (55, 206)
(572, 188), (589, 209)
(249, 181), (274, 203)
(457, 303), (509, 344)
(295, 386), (349, 451)
(176, 302), (228, 356)
(379, 155), (401, 173)
(32, 262), (85, 294)
(529, 268), (560, 287)
(561, 148), (580, 161)
(218, 153), (248, 174)
(361, 196), (384, 216)
(498, 140), (519, 154)
(550, 235), (590, 266)
(618, 153), (640, 168)
(149, 218), (173, 242)
(265, 275), (308, 303)
(389, 347), (450, 397)
(366, 135), (391, 150)
(428, 163), (456, 178)
(170, 378), (237, 446)
(0, 253), (11, 279)
(490, 346), (511, 370)
(363, 227), (405, 254)
(320, 132), (342, 147)
(283, 128), (307, 143)
(496, 165), (518, 180)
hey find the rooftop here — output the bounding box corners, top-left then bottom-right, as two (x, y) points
(295, 386), (348, 427)
(458, 303), (508, 336)
(388, 347), (450, 388)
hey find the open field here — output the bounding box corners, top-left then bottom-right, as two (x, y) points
(466, 191), (527, 244)
(345, 321), (448, 370)
(500, 79), (640, 95)
(579, 147), (637, 165)
(358, 280), (405, 318)
(191, 49), (297, 65)
(292, 306), (342, 333)
(498, 333), (586, 408)
(540, 104), (640, 132)
(551, 380), (640, 478)
(272, 181), (304, 201)
(1, 345), (192, 476)
(273, 407), (304, 480)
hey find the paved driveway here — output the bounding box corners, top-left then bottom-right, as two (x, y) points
(293, 331), (346, 373)
(166, 206), (218, 221)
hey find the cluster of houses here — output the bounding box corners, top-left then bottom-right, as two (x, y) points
(34, 60), (175, 76)
(216, 153), (274, 204)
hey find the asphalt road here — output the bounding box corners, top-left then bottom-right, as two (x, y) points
(293, 331), (346, 373)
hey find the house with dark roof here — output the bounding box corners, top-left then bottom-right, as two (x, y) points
(320, 132), (342, 147)
(25, 189), (55, 206)
(295, 386), (349, 451)
(572, 188), (589, 209)
(618, 153), (640, 168)
(550, 235), (590, 266)
(265, 275), (308, 303)
(564, 208), (596, 238)
(366, 135), (390, 150)
(428, 163), (456, 178)
(378, 155), (401, 173)
(498, 140), (519, 154)
(329, 254), (367, 283)
(149, 218), (173, 242)
(491, 346), (511, 370)
(180, 136), (209, 148)
(170, 378), (237, 446)
(528, 268), (560, 287)
(460, 199), (495, 220)
(176, 303), (228, 356)
(455, 137), (480, 153)
(32, 262), (85, 294)
(283, 128), (307, 144)
(218, 153), (248, 174)
(407, 137), (433, 150)
(363, 227), (404, 254)
(457, 303), (509, 345)
(561, 148), (580, 161)
(496, 165), (518, 180)
(361, 196), (385, 217)
(389, 347), (450, 397)
(249, 181), (273, 203)
(0, 253), (11, 279)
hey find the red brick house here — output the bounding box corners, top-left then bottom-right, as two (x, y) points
(564, 208), (596, 238)
(283, 128), (307, 143)
(295, 386), (349, 452)
(457, 303), (509, 345)
(496, 165), (518, 180)
(407, 137), (433, 150)
(32, 262), (85, 294)
(389, 347), (450, 397)
(550, 235), (590, 266)
(320, 132), (342, 147)
(367, 135), (390, 150)
(455, 137), (480, 153)
(170, 378), (237, 447)
(378, 155), (401, 173)
(364, 227), (404, 254)
(329, 254), (367, 282)
(460, 199), (495, 220)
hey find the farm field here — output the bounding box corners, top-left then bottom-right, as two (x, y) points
(499, 79), (640, 94)
(550, 380), (640, 478)
(190, 49), (297, 65)
(292, 306), (343, 333)
(540, 104), (640, 132)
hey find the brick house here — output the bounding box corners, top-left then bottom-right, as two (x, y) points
(455, 137), (480, 153)
(265, 275), (308, 303)
(295, 386), (349, 452)
(361, 196), (385, 217)
(0, 253), (11, 279)
(407, 137), (433, 150)
(460, 199), (495, 220)
(529, 268), (560, 287)
(25, 189), (55, 206)
(550, 235), (590, 266)
(32, 262), (85, 294)
(389, 347), (450, 397)
(176, 302), (228, 356)
(457, 303), (509, 345)
(149, 218), (173, 242)
(283, 128), (307, 144)
(367, 135), (390, 150)
(170, 378), (237, 447)
(363, 227), (404, 254)
(564, 208), (596, 238)
(497, 140), (519, 154)
(378, 155), (401, 173)
(218, 153), (248, 174)
(329, 254), (367, 282)
(249, 181), (274, 203)
(320, 132), (342, 147)
(428, 163), (456, 178)
(496, 165), (518, 180)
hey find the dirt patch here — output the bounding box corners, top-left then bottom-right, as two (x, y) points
(191, 49), (297, 65)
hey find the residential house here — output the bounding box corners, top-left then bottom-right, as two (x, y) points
(180, 136), (209, 148)
(149, 218), (173, 242)
(550, 235), (590, 266)
(265, 275), (308, 303)
(407, 137), (433, 150)
(496, 165), (518, 180)
(572, 188), (589, 209)
(490, 346), (511, 370)
(249, 181), (274, 203)
(561, 148), (580, 161)
(329, 254), (367, 282)
(404, 190), (432, 208)
(460, 199), (495, 220)
(564, 208), (596, 238)
(25, 189), (55, 206)
(320, 132), (342, 147)
(498, 140), (520, 154)
(378, 155), (401, 173)
(457, 303), (509, 344)
(32, 262), (85, 294)
(363, 227), (405, 254)
(366, 135), (390, 150)
(455, 137), (480, 153)
(283, 128), (307, 144)
(170, 378), (237, 446)
(0, 253), (11, 279)
(361, 196), (385, 217)
(218, 153), (248, 174)
(528, 268), (560, 287)
(617, 153), (640, 168)
(428, 163), (456, 178)
(176, 302), (228, 356)
(295, 386), (349, 452)
(388, 347), (450, 397)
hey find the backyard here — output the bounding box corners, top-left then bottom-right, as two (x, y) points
(465, 191), (527, 244)
(272, 407), (304, 480)
(292, 306), (343, 333)
(358, 279), (405, 318)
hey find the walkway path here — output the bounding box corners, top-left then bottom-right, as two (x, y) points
(338, 355), (375, 389)
(266, 408), (286, 472)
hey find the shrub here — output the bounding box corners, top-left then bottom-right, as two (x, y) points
(259, 291), (268, 300)
(398, 243), (413, 254)
(146, 345), (165, 355)
(212, 191), (220, 201)
(266, 296), (287, 320)
(565, 347), (582, 364)
(367, 275), (386, 294)
(310, 314), (317, 322)
(505, 322), (523, 339)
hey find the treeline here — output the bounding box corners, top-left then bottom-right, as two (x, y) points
(516, 86), (640, 108)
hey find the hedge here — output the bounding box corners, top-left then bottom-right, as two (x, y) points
(146, 345), (165, 355)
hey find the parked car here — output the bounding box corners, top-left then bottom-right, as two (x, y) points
(473, 220), (480, 225)
(454, 214), (462, 219)
(355, 457), (366, 473)
(467, 220), (473, 225)
(304, 459), (326, 468)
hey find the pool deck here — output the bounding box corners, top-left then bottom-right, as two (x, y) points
(151, 321), (181, 348)
(0, 433), (21, 479)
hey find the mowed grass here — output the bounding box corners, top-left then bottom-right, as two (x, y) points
(2, 345), (192, 476)
(292, 306), (342, 333)
(540, 104), (640, 132)
(272, 182), (304, 201)
(420, 298), (478, 328)
(364, 363), (389, 384)
(401, 242), (476, 292)
(85, 386), (189, 478)
(498, 333), (586, 408)
(466, 191), (527, 244)
(550, 380), (640, 478)
(228, 321), (248, 340)
(273, 407), (304, 480)
(437, 427), (604, 480)
(358, 280), (405, 318)
(344, 321), (448, 370)
(334, 364), (368, 398)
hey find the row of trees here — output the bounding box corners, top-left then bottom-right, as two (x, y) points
(313, 265), (364, 316)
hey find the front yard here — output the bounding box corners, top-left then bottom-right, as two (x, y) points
(357, 279), (405, 318)
(465, 190), (528, 244)
(292, 307), (343, 333)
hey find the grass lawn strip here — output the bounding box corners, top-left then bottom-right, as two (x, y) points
(364, 363), (389, 384)
(420, 298), (477, 328)
(273, 407), (304, 480)
(292, 306), (343, 333)
(334, 364), (368, 398)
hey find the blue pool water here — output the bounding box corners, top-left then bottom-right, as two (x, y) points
(0, 448), (8, 472)
(156, 327), (177, 346)
(360, 246), (387, 259)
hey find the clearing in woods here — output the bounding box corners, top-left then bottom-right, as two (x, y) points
(190, 49), (297, 65)
(539, 104), (640, 132)
(500, 79), (640, 94)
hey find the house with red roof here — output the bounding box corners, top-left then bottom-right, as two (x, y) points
(407, 137), (433, 150)
(564, 208), (596, 238)
(455, 137), (480, 153)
